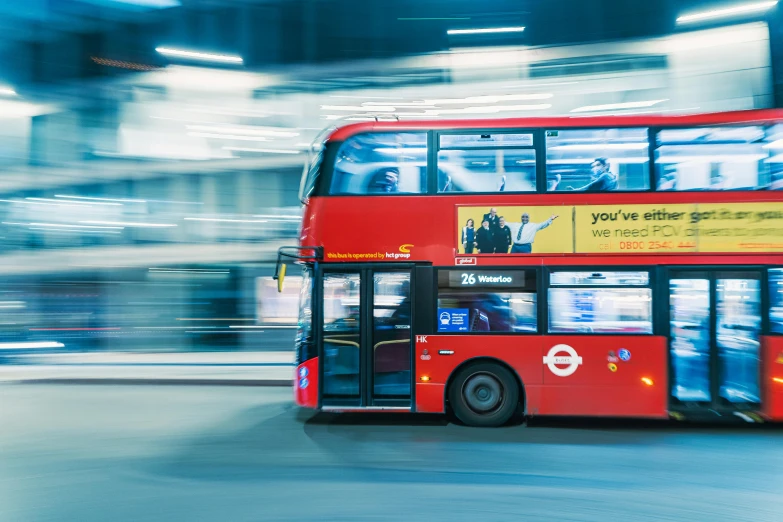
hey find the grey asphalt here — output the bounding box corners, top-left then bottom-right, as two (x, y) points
(1, 385), (782, 522)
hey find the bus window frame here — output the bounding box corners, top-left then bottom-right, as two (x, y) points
(324, 131), (430, 197)
(651, 125), (775, 193)
(434, 128), (543, 195)
(542, 266), (657, 336)
(314, 123), (783, 198)
(434, 266), (541, 335)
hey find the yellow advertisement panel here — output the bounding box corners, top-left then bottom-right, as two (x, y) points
(574, 204), (698, 254)
(458, 202), (783, 254)
(456, 205), (572, 254)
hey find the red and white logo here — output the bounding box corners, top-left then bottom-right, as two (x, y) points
(543, 344), (583, 377)
(456, 257), (477, 266)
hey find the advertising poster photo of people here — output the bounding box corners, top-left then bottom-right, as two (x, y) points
(458, 205), (573, 255)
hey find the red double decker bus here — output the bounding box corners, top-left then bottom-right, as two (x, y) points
(278, 109), (783, 427)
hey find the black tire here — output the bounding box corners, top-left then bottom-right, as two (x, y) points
(448, 362), (520, 427)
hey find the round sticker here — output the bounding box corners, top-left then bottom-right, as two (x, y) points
(618, 349), (631, 362)
(299, 378), (309, 389)
(298, 367), (309, 378)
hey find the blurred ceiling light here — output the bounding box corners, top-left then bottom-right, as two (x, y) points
(26, 197), (121, 206)
(223, 146), (302, 154)
(155, 47), (243, 64)
(330, 95), (405, 100)
(422, 93), (553, 105)
(0, 342), (64, 349)
(549, 143), (649, 151)
(183, 217), (268, 223)
(29, 223), (124, 230)
(186, 125), (299, 137)
(253, 214), (301, 219)
(447, 26), (525, 35)
(0, 87), (16, 96)
(376, 148), (428, 155)
(185, 106), (270, 117)
(570, 100), (669, 113)
(188, 132), (270, 142)
(676, 1), (777, 23)
(764, 139), (783, 149)
(79, 221), (177, 227)
(427, 103), (552, 115)
(55, 195), (147, 203)
(110, 0), (180, 7)
(321, 105), (396, 112)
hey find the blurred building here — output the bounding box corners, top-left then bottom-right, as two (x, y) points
(0, 0), (779, 352)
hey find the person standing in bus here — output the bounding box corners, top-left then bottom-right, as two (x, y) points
(482, 208), (500, 231)
(509, 212), (558, 253)
(569, 158), (617, 192)
(462, 218), (477, 254)
(493, 217), (512, 254)
(476, 219), (494, 253)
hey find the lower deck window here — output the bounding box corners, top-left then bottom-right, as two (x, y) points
(437, 269), (536, 333)
(548, 271), (652, 334)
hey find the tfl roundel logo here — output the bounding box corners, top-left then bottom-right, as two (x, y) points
(543, 344), (583, 377)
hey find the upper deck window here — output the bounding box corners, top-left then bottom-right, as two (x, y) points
(438, 132), (536, 193)
(655, 126), (777, 191)
(546, 128), (650, 192)
(329, 132), (427, 195)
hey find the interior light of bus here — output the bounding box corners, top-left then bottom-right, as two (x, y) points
(641, 377), (654, 386)
(420, 376), (430, 382)
(773, 377), (783, 384)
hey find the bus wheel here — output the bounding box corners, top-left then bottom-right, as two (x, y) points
(448, 362), (520, 427)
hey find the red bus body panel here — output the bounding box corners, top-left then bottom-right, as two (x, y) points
(327, 110), (783, 143)
(302, 193), (783, 268)
(762, 338), (783, 421)
(294, 358), (319, 409)
(415, 335), (668, 418)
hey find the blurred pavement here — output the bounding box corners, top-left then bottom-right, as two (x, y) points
(2, 384), (783, 521)
(0, 351), (294, 385)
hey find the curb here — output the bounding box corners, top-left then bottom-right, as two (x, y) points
(5, 378), (294, 387)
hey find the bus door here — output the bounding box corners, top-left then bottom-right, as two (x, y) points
(667, 269), (763, 415)
(319, 265), (415, 409)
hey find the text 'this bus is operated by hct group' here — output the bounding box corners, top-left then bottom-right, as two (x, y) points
(276, 109), (783, 427)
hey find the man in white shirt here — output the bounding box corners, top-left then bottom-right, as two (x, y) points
(509, 212), (558, 254)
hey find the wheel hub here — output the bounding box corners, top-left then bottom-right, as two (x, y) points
(463, 373), (503, 413)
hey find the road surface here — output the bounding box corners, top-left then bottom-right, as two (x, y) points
(1, 384), (782, 521)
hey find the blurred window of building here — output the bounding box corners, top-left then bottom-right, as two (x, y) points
(256, 276), (302, 325)
(438, 132), (536, 193)
(436, 268), (537, 333)
(329, 133), (427, 195)
(548, 270), (653, 334)
(655, 126), (776, 191)
(546, 128), (650, 192)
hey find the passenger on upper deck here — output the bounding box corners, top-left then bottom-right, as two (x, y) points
(568, 158), (617, 192)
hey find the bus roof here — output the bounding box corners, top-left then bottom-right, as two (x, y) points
(327, 108), (783, 143)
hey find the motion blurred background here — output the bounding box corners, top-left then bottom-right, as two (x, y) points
(0, 0), (780, 359)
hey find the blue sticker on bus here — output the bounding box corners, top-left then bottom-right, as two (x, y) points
(438, 308), (469, 332)
(299, 378), (309, 389)
(298, 367), (309, 378)
(618, 348), (631, 362)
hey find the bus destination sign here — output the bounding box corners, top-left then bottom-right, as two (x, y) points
(448, 270), (524, 288)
